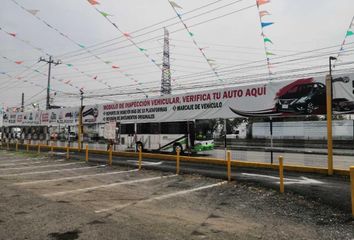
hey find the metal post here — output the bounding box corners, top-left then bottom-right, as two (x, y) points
(66, 145), (69, 160)
(224, 119), (227, 161)
(108, 146), (112, 166)
(85, 144), (89, 162)
(26, 144), (29, 152)
(38, 144), (40, 154)
(51, 144), (54, 156)
(227, 150), (231, 182)
(350, 166), (354, 217)
(138, 146), (142, 170)
(21, 93), (24, 112)
(176, 148), (180, 175)
(279, 156), (284, 193)
(16, 141), (18, 151)
(78, 89), (84, 151)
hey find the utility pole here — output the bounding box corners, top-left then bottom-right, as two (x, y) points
(78, 89), (84, 151)
(21, 93), (24, 112)
(39, 56), (61, 110)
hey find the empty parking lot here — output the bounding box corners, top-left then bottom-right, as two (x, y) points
(0, 150), (353, 240)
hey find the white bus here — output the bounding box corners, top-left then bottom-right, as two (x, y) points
(117, 120), (214, 153)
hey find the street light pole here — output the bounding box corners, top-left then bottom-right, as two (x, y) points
(326, 56), (337, 175)
(39, 56), (61, 110)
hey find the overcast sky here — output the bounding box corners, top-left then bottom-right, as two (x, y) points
(0, 0), (353, 110)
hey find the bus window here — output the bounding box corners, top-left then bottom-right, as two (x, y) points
(120, 124), (134, 134)
(161, 122), (187, 134)
(195, 120), (213, 140)
(137, 123), (159, 134)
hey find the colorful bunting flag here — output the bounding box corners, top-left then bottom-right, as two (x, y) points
(112, 65), (119, 69)
(257, 0), (270, 6)
(99, 11), (111, 17)
(78, 44), (85, 48)
(14, 61), (23, 64)
(169, 1), (183, 9)
(261, 22), (274, 28)
(264, 37), (273, 43)
(188, 32), (194, 37)
(93, 76), (97, 80)
(87, 0), (100, 5)
(259, 10), (270, 17)
(104, 61), (111, 64)
(346, 30), (353, 37)
(139, 48), (147, 52)
(123, 32), (131, 37)
(27, 9), (39, 15)
(8, 33), (16, 37)
(266, 51), (275, 56)
(66, 64), (73, 67)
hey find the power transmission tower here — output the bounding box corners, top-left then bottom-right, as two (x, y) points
(39, 56), (61, 110)
(160, 27), (171, 95)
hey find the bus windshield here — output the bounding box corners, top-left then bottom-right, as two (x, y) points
(195, 120), (214, 141)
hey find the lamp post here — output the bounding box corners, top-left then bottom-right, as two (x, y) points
(326, 56), (337, 175)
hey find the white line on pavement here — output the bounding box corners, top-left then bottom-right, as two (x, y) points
(0, 166), (100, 177)
(0, 159), (65, 167)
(0, 157), (48, 163)
(14, 169), (139, 185)
(43, 174), (178, 197)
(95, 181), (227, 213)
(0, 162), (81, 171)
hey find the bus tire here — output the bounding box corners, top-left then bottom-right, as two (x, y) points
(136, 142), (144, 152)
(173, 143), (183, 154)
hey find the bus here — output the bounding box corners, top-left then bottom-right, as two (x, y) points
(117, 119), (214, 153)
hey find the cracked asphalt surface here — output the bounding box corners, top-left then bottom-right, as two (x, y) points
(0, 150), (353, 240)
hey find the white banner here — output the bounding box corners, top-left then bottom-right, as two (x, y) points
(3, 73), (354, 127)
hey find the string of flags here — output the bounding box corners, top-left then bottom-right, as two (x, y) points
(168, 1), (223, 83)
(256, 0), (274, 76)
(86, 0), (164, 91)
(10, 0), (115, 89)
(333, 16), (354, 68)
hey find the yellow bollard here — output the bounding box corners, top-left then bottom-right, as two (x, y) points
(38, 144), (40, 154)
(85, 144), (89, 162)
(66, 145), (70, 160)
(176, 149), (180, 175)
(108, 146), (113, 166)
(227, 151), (232, 182)
(350, 166), (354, 218)
(16, 142), (18, 152)
(279, 156), (284, 193)
(138, 146), (142, 171)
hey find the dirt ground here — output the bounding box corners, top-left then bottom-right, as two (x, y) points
(0, 151), (353, 240)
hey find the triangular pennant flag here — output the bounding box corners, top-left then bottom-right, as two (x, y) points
(259, 10), (270, 17)
(64, 80), (71, 84)
(93, 76), (97, 80)
(139, 48), (147, 51)
(87, 0), (99, 5)
(266, 51), (275, 56)
(261, 22), (274, 28)
(207, 58), (215, 62)
(169, 1), (183, 9)
(99, 11), (111, 17)
(8, 32), (16, 37)
(257, 0), (270, 6)
(264, 37), (273, 44)
(66, 64), (73, 67)
(27, 9), (39, 15)
(104, 61), (111, 64)
(112, 65), (119, 69)
(123, 32), (131, 38)
(15, 61), (23, 64)
(78, 44), (85, 48)
(346, 30), (353, 37)
(188, 32), (194, 37)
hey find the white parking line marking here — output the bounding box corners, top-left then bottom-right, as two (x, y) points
(43, 175), (178, 197)
(95, 181), (227, 213)
(14, 169), (139, 185)
(0, 159), (65, 167)
(0, 166), (100, 177)
(126, 160), (163, 166)
(0, 162), (81, 171)
(0, 157), (48, 163)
